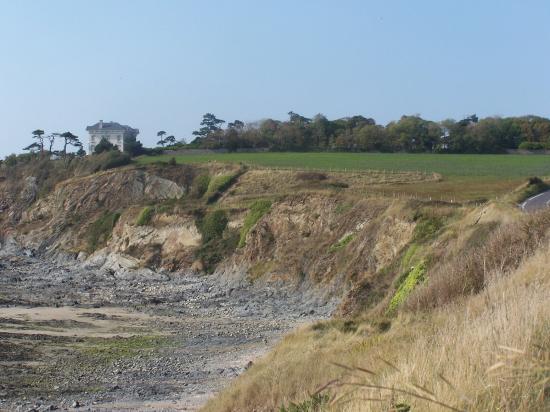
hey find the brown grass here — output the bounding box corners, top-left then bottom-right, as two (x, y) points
(202, 222), (550, 412)
(406, 209), (550, 311)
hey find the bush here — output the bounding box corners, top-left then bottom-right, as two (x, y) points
(296, 172), (327, 181)
(4, 154), (17, 167)
(205, 168), (245, 203)
(85, 151), (132, 173)
(199, 210), (228, 243)
(192, 175), (211, 198)
(518, 141), (545, 150)
(136, 206), (155, 226)
(412, 216), (443, 243)
(518, 177), (550, 202)
(87, 211), (121, 252)
(239, 200), (272, 247)
(279, 393), (330, 412)
(101, 151), (132, 170)
(196, 229), (239, 273)
(94, 138), (118, 154)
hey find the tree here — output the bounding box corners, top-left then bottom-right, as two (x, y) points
(227, 120), (245, 130)
(23, 142), (42, 153)
(288, 111), (311, 124)
(60, 132), (81, 156)
(94, 137), (117, 154)
(164, 135), (176, 145)
(32, 129), (45, 153)
(192, 113), (225, 143)
(124, 135), (144, 156)
(157, 131), (167, 146)
(46, 133), (58, 153)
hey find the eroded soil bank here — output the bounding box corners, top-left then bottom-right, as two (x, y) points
(0, 242), (334, 412)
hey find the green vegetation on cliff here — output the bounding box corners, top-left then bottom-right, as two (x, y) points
(239, 199), (272, 247)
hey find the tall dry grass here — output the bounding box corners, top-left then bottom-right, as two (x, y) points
(202, 239), (550, 412)
(406, 210), (550, 311)
(329, 243), (550, 411)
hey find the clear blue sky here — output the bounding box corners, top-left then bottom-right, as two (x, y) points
(1, 0), (549, 156)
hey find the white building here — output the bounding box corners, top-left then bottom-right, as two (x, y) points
(86, 120), (139, 153)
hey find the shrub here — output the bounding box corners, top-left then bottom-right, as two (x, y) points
(87, 211), (121, 252)
(192, 174), (211, 198)
(239, 200), (272, 247)
(101, 151), (132, 170)
(199, 210), (228, 243)
(205, 174), (234, 202)
(296, 172), (327, 181)
(279, 393), (330, 412)
(517, 176), (550, 202)
(412, 216), (443, 243)
(196, 229), (239, 273)
(518, 141), (545, 150)
(85, 151), (132, 173)
(136, 206), (155, 226)
(4, 154), (17, 167)
(205, 168), (245, 203)
(93, 138), (118, 154)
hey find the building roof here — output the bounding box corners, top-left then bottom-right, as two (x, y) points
(86, 121), (139, 133)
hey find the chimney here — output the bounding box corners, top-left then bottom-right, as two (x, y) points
(99, 120), (103, 129)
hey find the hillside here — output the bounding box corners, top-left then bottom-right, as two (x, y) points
(0, 155), (548, 411)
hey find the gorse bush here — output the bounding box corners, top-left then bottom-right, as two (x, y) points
(136, 206), (155, 226)
(238, 199), (272, 248)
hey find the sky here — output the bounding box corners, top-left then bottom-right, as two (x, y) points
(0, 0), (549, 156)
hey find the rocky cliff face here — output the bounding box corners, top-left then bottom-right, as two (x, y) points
(216, 194), (416, 298)
(14, 169), (186, 255)
(2, 162), (486, 308)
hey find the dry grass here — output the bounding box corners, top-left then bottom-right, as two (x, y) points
(329, 243), (550, 412)
(218, 169), (438, 208)
(202, 235), (550, 412)
(406, 210), (550, 311)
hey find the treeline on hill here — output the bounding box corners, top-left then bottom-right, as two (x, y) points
(179, 112), (550, 153)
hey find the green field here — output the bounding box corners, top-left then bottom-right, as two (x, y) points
(137, 152), (550, 178)
(136, 152), (550, 201)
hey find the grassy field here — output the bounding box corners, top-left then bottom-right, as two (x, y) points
(137, 152), (550, 178)
(137, 152), (550, 201)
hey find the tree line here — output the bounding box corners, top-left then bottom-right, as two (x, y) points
(182, 112), (550, 153)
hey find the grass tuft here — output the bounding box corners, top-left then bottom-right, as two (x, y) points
(239, 199), (272, 248)
(135, 206), (155, 226)
(328, 233), (355, 253)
